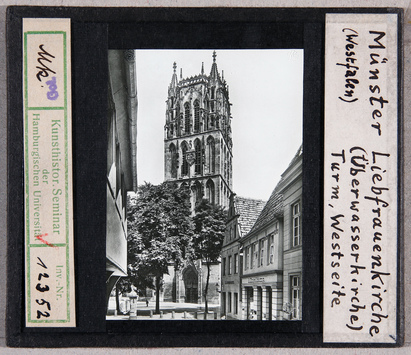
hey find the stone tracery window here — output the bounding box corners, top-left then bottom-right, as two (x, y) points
(194, 139), (202, 175)
(169, 143), (177, 178)
(181, 141), (189, 176)
(207, 136), (215, 173)
(206, 179), (215, 205)
(194, 100), (200, 132)
(184, 102), (190, 134)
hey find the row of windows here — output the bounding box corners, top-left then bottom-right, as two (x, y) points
(168, 99), (228, 137)
(222, 253), (239, 276)
(243, 202), (301, 271)
(181, 179), (216, 206)
(168, 137), (216, 178)
(244, 230), (276, 271)
(168, 142), (231, 189)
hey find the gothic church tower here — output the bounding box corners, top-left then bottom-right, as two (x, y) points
(164, 51), (233, 209)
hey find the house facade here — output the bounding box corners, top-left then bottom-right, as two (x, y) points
(241, 146), (302, 320)
(220, 146), (302, 320)
(220, 195), (266, 319)
(106, 50), (138, 307)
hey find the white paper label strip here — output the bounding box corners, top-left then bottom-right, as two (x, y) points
(323, 13), (398, 343)
(23, 18), (75, 327)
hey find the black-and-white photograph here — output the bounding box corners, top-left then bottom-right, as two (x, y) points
(106, 49), (303, 321)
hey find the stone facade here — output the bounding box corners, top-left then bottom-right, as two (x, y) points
(162, 52), (232, 304)
(164, 52), (233, 209)
(161, 261), (221, 305)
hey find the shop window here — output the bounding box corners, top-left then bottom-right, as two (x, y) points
(291, 275), (301, 319)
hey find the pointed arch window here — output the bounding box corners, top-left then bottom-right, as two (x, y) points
(194, 139), (202, 175)
(193, 181), (203, 206)
(184, 102), (190, 134)
(181, 142), (189, 176)
(206, 179), (215, 205)
(169, 143), (177, 178)
(207, 136), (215, 173)
(194, 100), (200, 133)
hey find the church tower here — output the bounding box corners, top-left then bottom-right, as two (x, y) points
(164, 51), (233, 209)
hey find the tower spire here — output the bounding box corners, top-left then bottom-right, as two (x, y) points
(201, 62), (204, 75)
(180, 68), (183, 79)
(210, 50), (219, 79)
(169, 61), (178, 90)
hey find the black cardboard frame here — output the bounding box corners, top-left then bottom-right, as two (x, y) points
(6, 6), (403, 348)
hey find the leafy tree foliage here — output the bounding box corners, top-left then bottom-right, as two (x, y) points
(192, 199), (227, 318)
(126, 182), (193, 313)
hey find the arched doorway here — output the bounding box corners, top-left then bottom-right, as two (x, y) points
(183, 266), (198, 303)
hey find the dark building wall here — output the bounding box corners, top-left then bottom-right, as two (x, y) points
(106, 50), (137, 306)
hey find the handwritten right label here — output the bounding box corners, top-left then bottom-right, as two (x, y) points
(324, 14), (398, 343)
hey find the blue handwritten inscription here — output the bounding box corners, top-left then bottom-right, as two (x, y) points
(46, 77), (59, 100)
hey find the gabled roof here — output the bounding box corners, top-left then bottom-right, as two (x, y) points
(247, 190), (283, 235)
(234, 196), (266, 237)
(247, 145), (302, 235)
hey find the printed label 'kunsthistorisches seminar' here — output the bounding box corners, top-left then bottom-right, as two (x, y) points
(324, 13), (398, 343)
(23, 18), (75, 327)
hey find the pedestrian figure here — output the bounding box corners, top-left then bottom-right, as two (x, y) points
(146, 299), (149, 307)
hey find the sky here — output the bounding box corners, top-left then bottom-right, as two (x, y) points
(134, 49), (303, 201)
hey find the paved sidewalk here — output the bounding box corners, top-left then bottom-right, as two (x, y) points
(107, 300), (221, 320)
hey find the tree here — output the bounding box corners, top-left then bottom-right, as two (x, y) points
(192, 199), (227, 318)
(127, 182), (193, 314)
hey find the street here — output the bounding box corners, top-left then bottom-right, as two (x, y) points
(107, 299), (221, 320)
